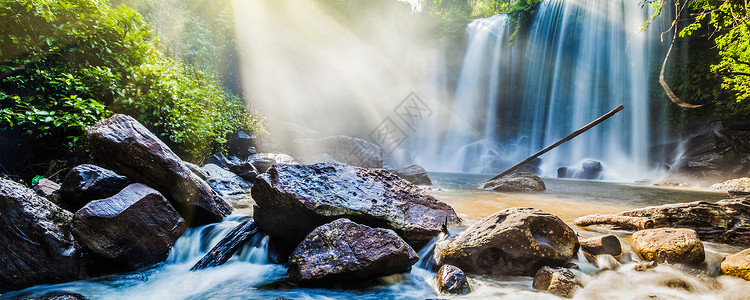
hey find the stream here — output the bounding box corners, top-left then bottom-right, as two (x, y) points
(4, 173), (749, 300)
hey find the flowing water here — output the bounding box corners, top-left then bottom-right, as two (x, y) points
(6, 174), (749, 300)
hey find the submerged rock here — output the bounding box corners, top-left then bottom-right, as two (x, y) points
(59, 164), (131, 211)
(480, 172), (546, 192)
(72, 183), (186, 271)
(619, 199), (750, 246)
(533, 266), (580, 298)
(288, 218), (418, 284)
(290, 135), (383, 168)
(33, 178), (61, 200)
(632, 228), (705, 265)
(0, 178), (80, 292)
(578, 234), (622, 256)
(721, 248), (750, 280)
(86, 114), (232, 225)
(391, 164), (432, 186)
(434, 207), (579, 276)
(252, 163), (458, 252)
(436, 264), (471, 295)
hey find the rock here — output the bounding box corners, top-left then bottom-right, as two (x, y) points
(391, 164), (432, 186)
(288, 218), (418, 283)
(229, 130), (258, 158)
(557, 167), (574, 179)
(619, 199), (750, 246)
(191, 220), (258, 271)
(0, 178), (80, 292)
(480, 172), (546, 192)
(27, 292), (89, 300)
(290, 135), (383, 168)
(729, 191), (750, 199)
(228, 161), (259, 182)
(434, 207), (579, 276)
(653, 180), (689, 187)
(517, 158), (542, 175)
(72, 183), (186, 271)
(205, 152), (240, 169)
(710, 177), (750, 192)
(634, 261), (658, 271)
(33, 178), (61, 199)
(202, 164), (252, 197)
(668, 130), (750, 182)
(632, 228), (705, 265)
(249, 157), (275, 174)
(533, 266), (579, 298)
(184, 162), (208, 180)
(249, 153), (297, 173)
(251, 163), (458, 252)
(59, 164), (131, 211)
(576, 159), (604, 180)
(436, 264), (471, 295)
(721, 248), (750, 280)
(578, 235), (622, 256)
(86, 114), (232, 225)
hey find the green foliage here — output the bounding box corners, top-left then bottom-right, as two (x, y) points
(507, 0), (544, 42)
(0, 0), (263, 162)
(471, 0), (515, 17)
(31, 175), (43, 186)
(422, 0), (474, 39)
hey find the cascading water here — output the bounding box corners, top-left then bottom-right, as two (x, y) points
(419, 0), (676, 180)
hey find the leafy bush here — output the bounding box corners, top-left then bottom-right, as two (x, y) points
(0, 0), (263, 162)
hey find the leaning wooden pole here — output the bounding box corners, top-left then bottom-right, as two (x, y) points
(487, 105), (625, 182)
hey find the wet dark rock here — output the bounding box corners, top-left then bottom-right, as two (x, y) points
(729, 191), (750, 200)
(391, 164), (432, 186)
(205, 152), (240, 169)
(668, 130), (750, 182)
(185, 162), (208, 180)
(202, 164), (252, 197)
(249, 153), (297, 174)
(290, 135), (383, 168)
(228, 161), (259, 182)
(434, 207), (579, 276)
(229, 130), (258, 158)
(533, 266), (579, 298)
(72, 183), (186, 271)
(721, 248), (750, 280)
(288, 218), (418, 284)
(59, 164), (131, 211)
(252, 163), (458, 253)
(480, 172), (546, 192)
(33, 178), (61, 200)
(436, 264), (471, 295)
(632, 228), (705, 265)
(619, 199), (750, 246)
(579, 234), (622, 256)
(191, 219), (258, 271)
(86, 114), (232, 225)
(27, 292), (89, 300)
(0, 178), (81, 292)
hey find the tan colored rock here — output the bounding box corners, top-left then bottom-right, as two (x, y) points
(533, 266), (580, 298)
(632, 228), (705, 265)
(721, 248), (750, 280)
(710, 177), (750, 192)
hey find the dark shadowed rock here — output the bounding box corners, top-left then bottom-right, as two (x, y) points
(632, 228), (705, 265)
(619, 199), (750, 246)
(33, 178), (61, 199)
(434, 207), (579, 276)
(290, 135), (383, 168)
(229, 131), (258, 158)
(576, 159), (603, 180)
(251, 163), (458, 252)
(668, 130), (750, 182)
(185, 162), (208, 180)
(288, 218), (418, 284)
(721, 248), (750, 280)
(86, 114), (231, 225)
(205, 152), (240, 169)
(436, 264), (471, 295)
(191, 220), (258, 271)
(202, 164), (252, 197)
(59, 164), (131, 211)
(480, 172), (546, 192)
(392, 165), (432, 186)
(533, 266), (580, 298)
(228, 161), (259, 182)
(0, 178), (81, 292)
(579, 235), (622, 256)
(72, 183), (186, 271)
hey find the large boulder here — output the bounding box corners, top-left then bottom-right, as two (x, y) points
(480, 172), (546, 192)
(59, 164), (131, 211)
(434, 208), (579, 276)
(391, 164), (432, 186)
(710, 177), (750, 192)
(86, 114), (232, 225)
(618, 199), (750, 246)
(668, 130), (750, 182)
(557, 159), (604, 180)
(72, 183), (186, 271)
(290, 135), (383, 168)
(288, 218), (418, 284)
(721, 248), (750, 280)
(202, 164), (252, 197)
(436, 264), (471, 295)
(251, 163), (458, 252)
(0, 178), (81, 292)
(632, 228), (705, 265)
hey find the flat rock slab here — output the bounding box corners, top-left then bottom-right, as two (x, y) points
(288, 218), (418, 283)
(481, 172), (546, 192)
(721, 248), (750, 280)
(87, 114), (231, 225)
(252, 163), (458, 251)
(632, 228), (705, 265)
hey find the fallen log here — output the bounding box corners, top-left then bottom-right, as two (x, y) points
(190, 219), (258, 271)
(573, 214), (654, 230)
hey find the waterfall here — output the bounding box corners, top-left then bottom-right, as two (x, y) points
(419, 0), (675, 180)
